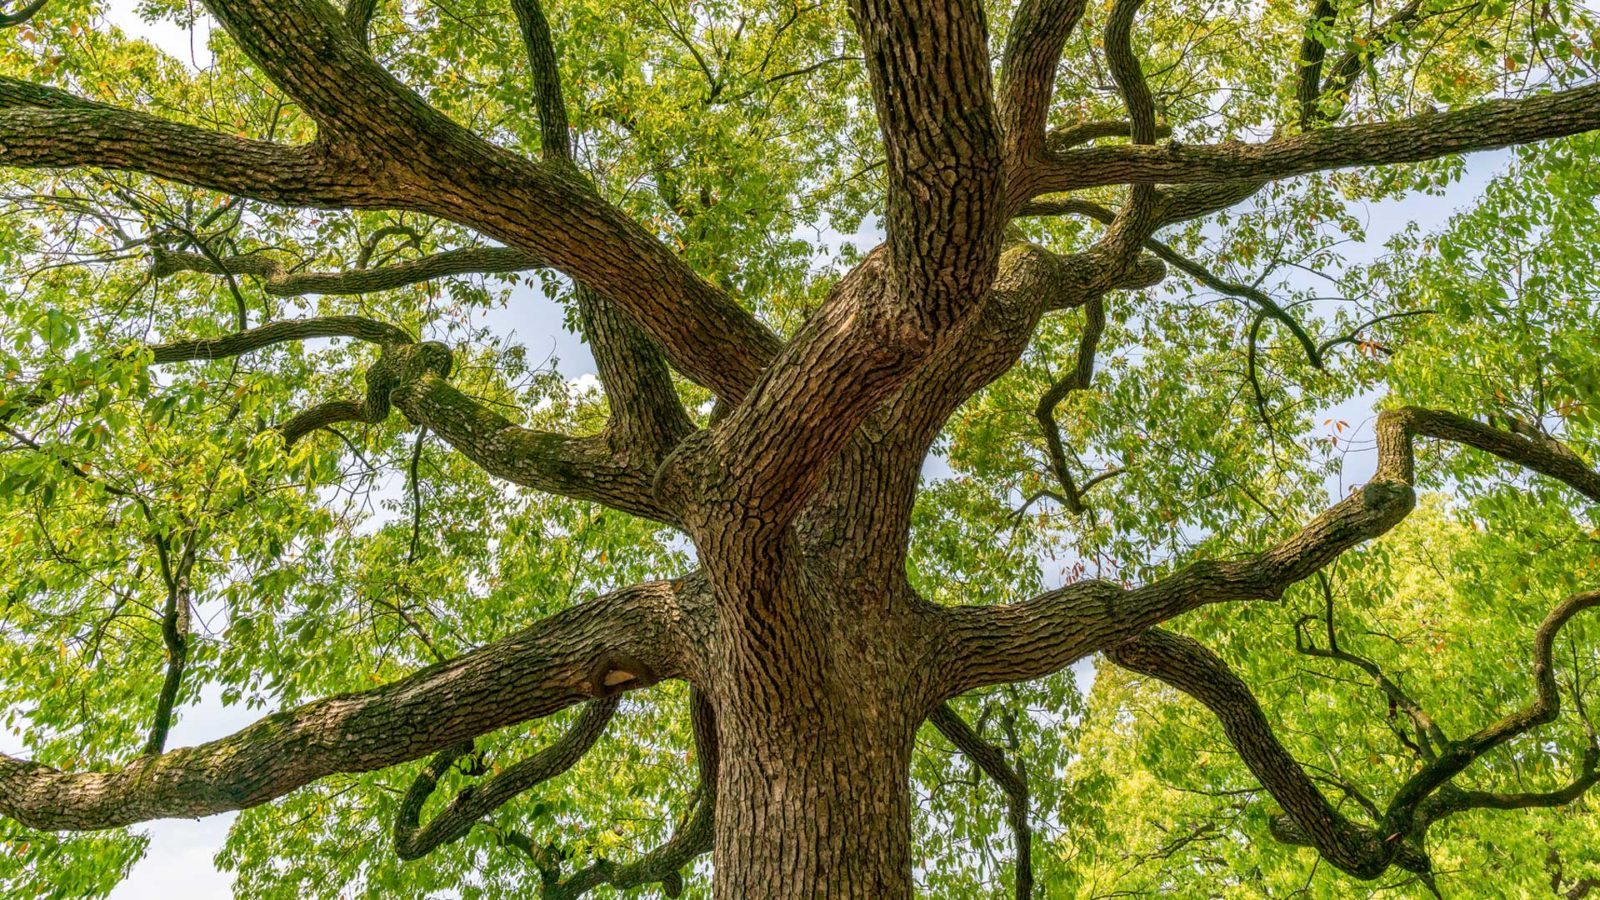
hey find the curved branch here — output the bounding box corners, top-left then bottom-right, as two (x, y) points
(152, 246), (542, 296)
(937, 405), (1600, 696)
(540, 689), (717, 899)
(1034, 297), (1117, 515)
(0, 79), (378, 208)
(1027, 82), (1600, 197)
(0, 0), (49, 28)
(1112, 590), (1600, 883)
(147, 315), (415, 363)
(393, 697), (620, 860)
(929, 703), (1033, 899)
(1108, 627), (1434, 882)
(0, 577), (703, 831)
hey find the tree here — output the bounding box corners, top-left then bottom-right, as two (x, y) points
(0, 0), (1597, 895)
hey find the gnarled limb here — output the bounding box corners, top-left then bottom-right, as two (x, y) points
(1114, 589), (1600, 884)
(1108, 627), (1435, 882)
(152, 246), (543, 296)
(929, 703), (1033, 900)
(0, 577), (705, 831)
(147, 315), (415, 361)
(1026, 82), (1600, 197)
(537, 689), (717, 899)
(392, 697), (620, 860)
(935, 406), (1600, 697)
(1034, 297), (1118, 515)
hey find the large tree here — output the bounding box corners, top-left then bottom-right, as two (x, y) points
(0, 0), (1598, 895)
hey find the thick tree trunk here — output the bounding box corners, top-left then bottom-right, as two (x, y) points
(704, 564), (926, 898)
(713, 688), (917, 897)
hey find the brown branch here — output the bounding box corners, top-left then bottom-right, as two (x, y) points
(539, 689), (717, 900)
(152, 246), (542, 296)
(1034, 297), (1118, 515)
(511, 0), (572, 164)
(1044, 119), (1172, 153)
(1108, 627), (1435, 883)
(0, 577), (702, 831)
(142, 532), (197, 757)
(0, 0), (50, 29)
(0, 78), (377, 208)
(393, 697), (620, 860)
(1111, 590), (1600, 885)
(929, 703), (1033, 899)
(937, 406), (1600, 696)
(1296, 0), (1341, 128)
(1027, 82), (1600, 197)
(344, 0), (379, 49)
(147, 315), (415, 363)
(998, 0), (1088, 162)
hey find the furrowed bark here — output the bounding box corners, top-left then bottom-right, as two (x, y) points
(936, 406), (1600, 696)
(0, 577), (705, 831)
(1027, 82), (1600, 196)
(998, 0), (1088, 165)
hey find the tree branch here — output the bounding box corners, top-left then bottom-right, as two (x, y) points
(1112, 588), (1600, 884)
(152, 246), (543, 296)
(0, 78), (375, 208)
(392, 697), (620, 860)
(0, 577), (704, 831)
(1027, 83), (1600, 197)
(998, 0), (1088, 163)
(1034, 297), (1119, 515)
(538, 689), (717, 900)
(929, 703), (1033, 899)
(936, 406), (1600, 696)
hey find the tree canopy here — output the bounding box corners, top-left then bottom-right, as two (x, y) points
(0, 0), (1598, 896)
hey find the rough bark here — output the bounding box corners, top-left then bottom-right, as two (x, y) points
(1, 0), (1599, 895)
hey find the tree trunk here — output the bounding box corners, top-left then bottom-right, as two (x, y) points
(706, 568), (924, 898)
(713, 689), (917, 897)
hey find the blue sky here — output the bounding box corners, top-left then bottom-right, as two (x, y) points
(48, 2), (1511, 895)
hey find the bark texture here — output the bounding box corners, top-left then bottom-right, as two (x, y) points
(2, 0), (1599, 895)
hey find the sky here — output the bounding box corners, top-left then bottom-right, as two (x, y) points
(16, 2), (1514, 896)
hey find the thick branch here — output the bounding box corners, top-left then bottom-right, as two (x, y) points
(1028, 83), (1600, 197)
(849, 0), (1004, 341)
(998, 0), (1088, 162)
(0, 578), (703, 831)
(0, 80), (373, 208)
(937, 406), (1600, 695)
